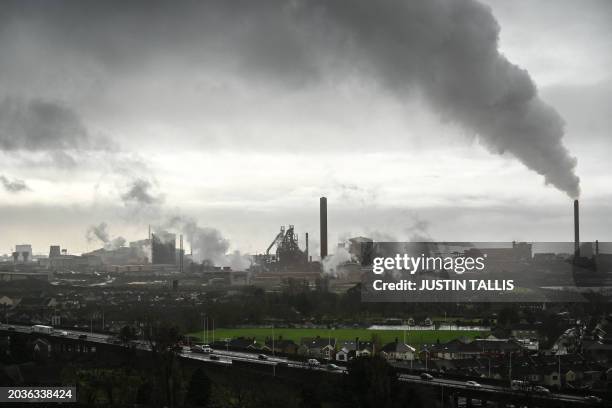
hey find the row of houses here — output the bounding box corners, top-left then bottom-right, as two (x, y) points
(207, 336), (534, 363)
(208, 336), (416, 361)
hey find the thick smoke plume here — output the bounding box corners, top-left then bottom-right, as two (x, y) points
(0, 174), (29, 193)
(300, 0), (580, 197)
(161, 215), (249, 269)
(86, 222), (126, 250)
(121, 178), (162, 206)
(322, 245), (354, 277)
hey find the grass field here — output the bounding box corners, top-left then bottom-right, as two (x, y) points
(187, 328), (488, 347)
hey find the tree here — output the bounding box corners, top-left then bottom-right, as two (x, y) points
(343, 356), (395, 408)
(119, 325), (137, 345)
(342, 356), (424, 408)
(145, 322), (183, 408)
(186, 368), (212, 407)
(498, 307), (520, 327)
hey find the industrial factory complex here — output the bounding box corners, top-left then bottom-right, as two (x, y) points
(1, 198), (611, 294)
(0, 197), (358, 290)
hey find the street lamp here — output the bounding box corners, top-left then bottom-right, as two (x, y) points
(200, 313), (204, 343)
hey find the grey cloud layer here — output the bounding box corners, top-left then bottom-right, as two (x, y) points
(0, 0), (581, 197)
(0, 98), (114, 151)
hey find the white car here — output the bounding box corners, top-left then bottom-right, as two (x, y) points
(465, 381), (481, 387)
(307, 359), (320, 366)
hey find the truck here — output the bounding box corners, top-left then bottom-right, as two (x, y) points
(511, 380), (532, 391)
(31, 325), (53, 334)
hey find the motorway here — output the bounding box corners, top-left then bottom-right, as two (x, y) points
(396, 373), (593, 405)
(0, 324), (602, 406)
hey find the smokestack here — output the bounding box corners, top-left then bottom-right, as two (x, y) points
(305, 232), (309, 262)
(179, 234), (184, 273)
(574, 199), (580, 257)
(320, 197), (327, 259)
(595, 240), (599, 256)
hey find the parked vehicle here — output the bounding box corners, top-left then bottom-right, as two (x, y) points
(258, 354), (268, 360)
(465, 381), (481, 387)
(59, 331), (69, 336)
(326, 363), (342, 371)
(420, 373), (434, 381)
(534, 386), (550, 394)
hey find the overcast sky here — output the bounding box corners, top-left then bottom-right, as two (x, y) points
(0, 0), (610, 258)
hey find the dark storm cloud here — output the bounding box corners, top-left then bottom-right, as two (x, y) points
(0, 0), (318, 84)
(0, 0), (581, 197)
(0, 174), (29, 193)
(0, 97), (113, 151)
(0, 97), (116, 167)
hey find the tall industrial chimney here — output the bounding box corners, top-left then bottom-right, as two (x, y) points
(574, 199), (580, 257)
(179, 234), (184, 273)
(320, 197), (328, 259)
(305, 232), (309, 262)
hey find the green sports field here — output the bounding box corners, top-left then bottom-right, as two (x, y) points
(187, 327), (488, 347)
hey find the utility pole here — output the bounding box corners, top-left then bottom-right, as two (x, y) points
(200, 313), (204, 343)
(558, 354), (561, 388)
(509, 352), (512, 386)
